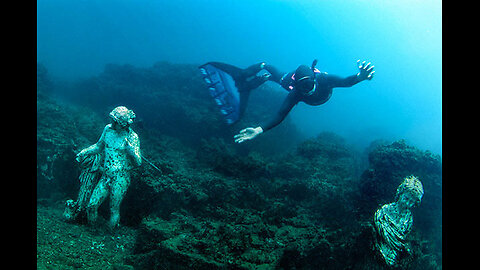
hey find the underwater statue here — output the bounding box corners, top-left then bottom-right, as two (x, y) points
(72, 106), (141, 228)
(373, 175), (424, 266)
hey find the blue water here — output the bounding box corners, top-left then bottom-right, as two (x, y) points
(37, 0), (442, 155)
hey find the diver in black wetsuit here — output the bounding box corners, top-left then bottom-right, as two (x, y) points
(205, 59), (375, 143)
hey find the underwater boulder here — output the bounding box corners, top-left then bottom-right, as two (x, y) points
(359, 140), (441, 213)
(197, 137), (269, 179)
(129, 216), (242, 269)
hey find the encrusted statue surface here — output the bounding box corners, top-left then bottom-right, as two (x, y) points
(373, 175), (424, 266)
(63, 153), (103, 222)
(64, 106), (142, 229)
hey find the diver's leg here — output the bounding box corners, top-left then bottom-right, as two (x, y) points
(206, 62), (244, 81)
(245, 74), (270, 90)
(206, 62), (269, 120)
(242, 62), (267, 77)
(86, 176), (109, 225)
(108, 173), (131, 228)
(264, 64), (285, 84)
(207, 62), (267, 81)
(238, 89), (251, 119)
(237, 63), (272, 118)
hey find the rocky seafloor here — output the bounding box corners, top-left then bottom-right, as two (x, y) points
(37, 62), (442, 269)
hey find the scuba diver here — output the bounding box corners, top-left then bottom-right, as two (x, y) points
(200, 59), (375, 143)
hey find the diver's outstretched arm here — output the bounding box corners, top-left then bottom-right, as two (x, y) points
(323, 74), (361, 88)
(234, 91), (299, 143)
(356, 60), (375, 81)
(323, 60), (375, 88)
(260, 91), (299, 132)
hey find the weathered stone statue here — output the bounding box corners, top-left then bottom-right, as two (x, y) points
(373, 175), (424, 266)
(67, 106), (141, 229)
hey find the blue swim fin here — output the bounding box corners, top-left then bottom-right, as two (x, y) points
(199, 63), (241, 125)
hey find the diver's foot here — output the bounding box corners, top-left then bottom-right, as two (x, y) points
(258, 73), (271, 82)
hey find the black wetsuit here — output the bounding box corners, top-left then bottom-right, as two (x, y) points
(207, 62), (361, 131)
(261, 65), (361, 131)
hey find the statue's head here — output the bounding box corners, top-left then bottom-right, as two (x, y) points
(109, 106), (135, 128)
(395, 175), (424, 209)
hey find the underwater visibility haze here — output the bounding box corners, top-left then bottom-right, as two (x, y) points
(37, 0), (442, 155)
(37, 0), (442, 269)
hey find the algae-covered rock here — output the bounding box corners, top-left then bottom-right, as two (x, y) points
(197, 137), (269, 179)
(37, 94), (79, 201)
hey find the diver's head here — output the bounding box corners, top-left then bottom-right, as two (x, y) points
(293, 65), (315, 94)
(109, 106), (136, 128)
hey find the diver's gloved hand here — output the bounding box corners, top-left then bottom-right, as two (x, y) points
(234, 127), (263, 143)
(356, 60), (375, 81)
